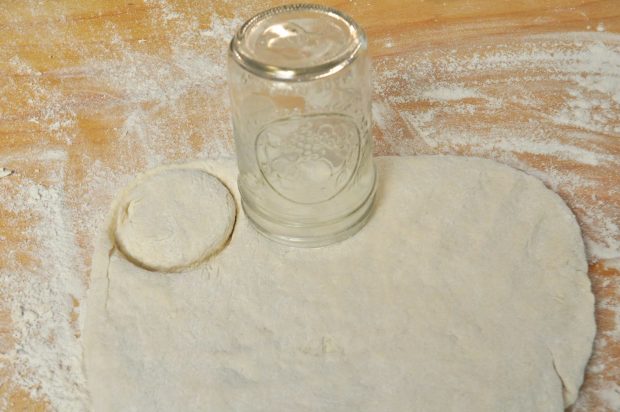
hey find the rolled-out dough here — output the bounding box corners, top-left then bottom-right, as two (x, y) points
(83, 156), (595, 412)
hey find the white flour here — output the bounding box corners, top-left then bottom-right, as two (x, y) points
(372, 32), (620, 262)
(0, 152), (88, 410)
(1, 1), (619, 410)
(571, 259), (620, 411)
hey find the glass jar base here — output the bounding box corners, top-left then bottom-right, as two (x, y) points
(242, 185), (376, 248)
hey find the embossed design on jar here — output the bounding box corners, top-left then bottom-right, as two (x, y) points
(256, 114), (360, 204)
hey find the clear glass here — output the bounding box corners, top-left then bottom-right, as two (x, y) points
(228, 4), (376, 247)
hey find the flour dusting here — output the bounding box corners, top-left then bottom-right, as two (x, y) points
(373, 32), (620, 263)
(0, 154), (88, 410)
(571, 258), (620, 412)
(421, 85), (483, 101)
(1, 2), (242, 410)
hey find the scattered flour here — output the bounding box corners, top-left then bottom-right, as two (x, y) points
(571, 258), (620, 412)
(421, 85), (483, 101)
(7, 56), (77, 145)
(373, 31), (620, 263)
(1, 2), (243, 411)
(0, 154), (88, 410)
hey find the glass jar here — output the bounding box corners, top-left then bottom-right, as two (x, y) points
(228, 4), (376, 247)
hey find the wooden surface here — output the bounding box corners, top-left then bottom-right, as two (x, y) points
(1, 0), (619, 410)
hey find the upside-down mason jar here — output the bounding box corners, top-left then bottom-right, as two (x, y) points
(228, 4), (376, 247)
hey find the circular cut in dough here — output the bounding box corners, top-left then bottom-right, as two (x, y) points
(85, 157), (595, 412)
(113, 168), (236, 272)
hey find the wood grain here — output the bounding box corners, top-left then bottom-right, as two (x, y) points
(1, 0), (619, 410)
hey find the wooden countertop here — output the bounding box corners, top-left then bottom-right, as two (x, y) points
(1, 0), (619, 410)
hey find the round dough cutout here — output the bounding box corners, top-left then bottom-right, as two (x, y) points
(113, 168), (236, 272)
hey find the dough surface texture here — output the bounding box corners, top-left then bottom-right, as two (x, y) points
(84, 156), (595, 412)
(113, 168), (236, 272)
